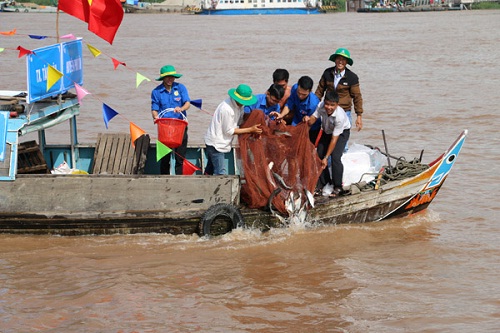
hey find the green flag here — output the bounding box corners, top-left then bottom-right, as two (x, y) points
(156, 140), (172, 162)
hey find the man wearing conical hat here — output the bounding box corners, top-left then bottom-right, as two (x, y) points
(204, 84), (263, 175)
(151, 65), (191, 175)
(315, 48), (364, 132)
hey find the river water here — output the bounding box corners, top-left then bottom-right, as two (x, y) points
(1, 10), (499, 332)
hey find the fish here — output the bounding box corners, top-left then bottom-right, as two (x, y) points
(265, 162), (277, 189)
(272, 172), (292, 190)
(246, 148), (254, 163)
(294, 192), (302, 212)
(268, 187), (282, 216)
(304, 189), (315, 208)
(274, 130), (292, 137)
(285, 191), (295, 215)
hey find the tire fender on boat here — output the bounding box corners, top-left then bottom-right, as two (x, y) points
(199, 203), (245, 237)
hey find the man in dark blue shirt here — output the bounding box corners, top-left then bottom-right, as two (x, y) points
(270, 76), (321, 143)
(151, 65), (191, 175)
(243, 83), (284, 117)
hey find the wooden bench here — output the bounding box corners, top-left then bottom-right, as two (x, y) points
(92, 133), (150, 175)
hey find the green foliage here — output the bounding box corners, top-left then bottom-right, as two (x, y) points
(322, 0), (346, 11)
(471, 1), (500, 9)
(17, 0), (55, 5)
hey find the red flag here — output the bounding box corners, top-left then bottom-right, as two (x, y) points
(182, 159), (201, 175)
(16, 46), (34, 58)
(58, 0), (123, 45)
(111, 57), (126, 70)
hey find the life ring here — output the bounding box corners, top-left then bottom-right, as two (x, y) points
(199, 203), (244, 237)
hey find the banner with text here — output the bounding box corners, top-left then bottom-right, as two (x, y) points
(26, 39), (83, 104)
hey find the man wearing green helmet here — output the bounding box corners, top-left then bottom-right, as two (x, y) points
(315, 48), (364, 132)
(204, 84), (263, 175)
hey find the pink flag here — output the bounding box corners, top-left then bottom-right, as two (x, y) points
(74, 83), (90, 104)
(60, 34), (77, 40)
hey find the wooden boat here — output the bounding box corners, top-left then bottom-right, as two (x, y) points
(198, 0), (322, 15)
(0, 91), (467, 236)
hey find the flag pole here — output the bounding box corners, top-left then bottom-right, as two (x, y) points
(56, 9), (60, 43)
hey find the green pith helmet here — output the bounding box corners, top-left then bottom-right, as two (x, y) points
(228, 84), (257, 106)
(328, 48), (353, 66)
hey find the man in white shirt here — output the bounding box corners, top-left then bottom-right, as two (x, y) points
(204, 84), (263, 175)
(305, 90), (351, 197)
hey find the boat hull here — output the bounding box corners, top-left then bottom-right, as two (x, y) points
(0, 175), (241, 235)
(0, 131), (467, 236)
(0, 96), (467, 236)
(199, 7), (321, 15)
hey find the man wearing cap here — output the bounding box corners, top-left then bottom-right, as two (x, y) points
(204, 84), (263, 175)
(315, 48), (364, 131)
(151, 65), (191, 175)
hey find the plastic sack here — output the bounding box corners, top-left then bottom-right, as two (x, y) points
(341, 143), (385, 186)
(51, 161), (89, 175)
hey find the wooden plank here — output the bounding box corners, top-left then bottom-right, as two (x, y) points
(121, 134), (135, 174)
(111, 134), (126, 174)
(92, 133), (106, 174)
(105, 134), (119, 173)
(0, 143), (11, 177)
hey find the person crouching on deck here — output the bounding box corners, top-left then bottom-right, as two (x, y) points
(204, 84), (263, 175)
(304, 90), (351, 198)
(151, 65), (191, 175)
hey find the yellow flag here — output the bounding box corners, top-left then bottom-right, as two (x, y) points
(87, 44), (101, 58)
(0, 48), (4, 53)
(136, 72), (151, 88)
(46, 65), (63, 92)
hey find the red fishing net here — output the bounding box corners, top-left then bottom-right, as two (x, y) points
(238, 110), (323, 215)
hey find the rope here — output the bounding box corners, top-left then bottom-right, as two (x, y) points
(382, 157), (429, 181)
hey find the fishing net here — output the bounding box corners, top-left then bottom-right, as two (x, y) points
(238, 110), (323, 215)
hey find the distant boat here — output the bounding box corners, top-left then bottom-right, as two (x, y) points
(198, 0), (322, 15)
(0, 1), (58, 13)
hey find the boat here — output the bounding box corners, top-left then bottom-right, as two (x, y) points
(0, 88), (467, 236)
(122, 0), (153, 13)
(0, 1), (58, 13)
(0, 37), (467, 237)
(198, 0), (322, 15)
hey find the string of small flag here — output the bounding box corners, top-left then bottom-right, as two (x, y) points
(0, 29), (204, 174)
